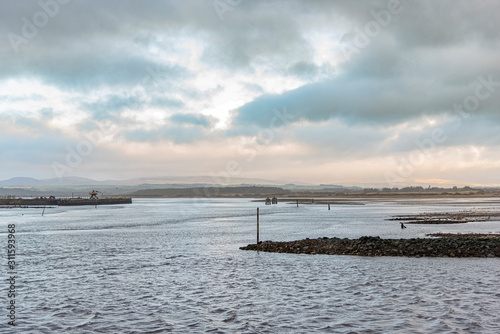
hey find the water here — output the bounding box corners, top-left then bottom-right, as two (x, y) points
(1, 198), (500, 333)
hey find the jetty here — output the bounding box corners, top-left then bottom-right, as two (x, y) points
(57, 197), (132, 206)
(0, 190), (132, 207)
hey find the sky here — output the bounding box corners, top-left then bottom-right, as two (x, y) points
(1, 0), (500, 186)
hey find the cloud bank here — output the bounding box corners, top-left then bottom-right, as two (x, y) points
(1, 0), (500, 185)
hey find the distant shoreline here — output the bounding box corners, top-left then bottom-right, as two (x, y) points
(131, 192), (500, 199)
(3, 192), (500, 203)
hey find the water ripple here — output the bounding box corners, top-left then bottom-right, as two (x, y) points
(4, 198), (500, 333)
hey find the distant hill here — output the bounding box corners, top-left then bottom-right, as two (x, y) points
(41, 176), (101, 185)
(0, 175), (287, 187)
(0, 176), (99, 187)
(130, 186), (290, 197)
(0, 177), (45, 186)
(111, 176), (283, 186)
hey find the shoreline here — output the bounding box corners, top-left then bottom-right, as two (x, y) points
(131, 193), (500, 199)
(0, 197), (132, 207)
(240, 236), (500, 258)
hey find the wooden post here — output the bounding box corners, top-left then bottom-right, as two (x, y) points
(328, 204), (330, 210)
(256, 207), (259, 244)
(296, 199), (299, 207)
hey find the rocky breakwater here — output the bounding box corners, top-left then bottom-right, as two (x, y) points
(240, 236), (500, 257)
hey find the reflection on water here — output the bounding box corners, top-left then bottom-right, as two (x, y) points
(1, 198), (500, 333)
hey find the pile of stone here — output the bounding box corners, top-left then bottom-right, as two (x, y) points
(240, 236), (500, 257)
(388, 210), (500, 224)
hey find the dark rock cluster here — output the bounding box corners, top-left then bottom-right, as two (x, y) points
(240, 236), (500, 257)
(388, 210), (500, 224)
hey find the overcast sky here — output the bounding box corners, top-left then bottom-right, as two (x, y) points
(1, 0), (500, 186)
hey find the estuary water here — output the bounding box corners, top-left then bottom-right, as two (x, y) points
(1, 198), (500, 333)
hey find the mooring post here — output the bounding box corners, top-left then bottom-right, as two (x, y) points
(328, 203), (330, 210)
(257, 207), (260, 244)
(296, 199), (299, 207)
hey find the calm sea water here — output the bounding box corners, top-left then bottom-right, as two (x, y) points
(1, 198), (500, 333)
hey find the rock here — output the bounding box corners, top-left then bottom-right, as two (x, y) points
(240, 236), (500, 257)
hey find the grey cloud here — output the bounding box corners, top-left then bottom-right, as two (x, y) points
(233, 75), (418, 128)
(287, 62), (321, 79)
(200, 13), (311, 70)
(233, 1), (500, 130)
(80, 93), (185, 124)
(7, 52), (190, 91)
(2, 0), (310, 81)
(169, 113), (215, 128)
(392, 0), (500, 49)
(1, 0), (189, 47)
(82, 94), (144, 115)
(233, 70), (500, 130)
(151, 97), (184, 109)
(2, 0), (500, 181)
(123, 123), (213, 144)
(1, 1), (192, 91)
(225, 1), (500, 130)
